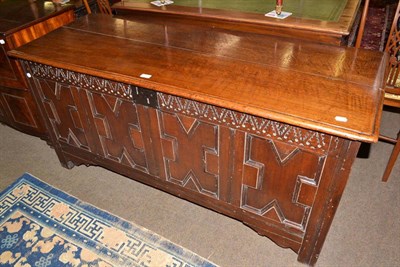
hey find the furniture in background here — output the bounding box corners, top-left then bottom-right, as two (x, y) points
(83, 0), (113, 14)
(380, 122), (400, 182)
(356, 0), (400, 181)
(97, 0), (113, 14)
(355, 0), (371, 48)
(82, 0), (93, 14)
(8, 14), (386, 265)
(0, 0), (75, 138)
(381, 1), (400, 181)
(0, 0), (100, 138)
(74, 0), (99, 17)
(112, 0), (362, 46)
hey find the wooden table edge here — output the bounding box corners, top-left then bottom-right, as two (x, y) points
(112, 0), (361, 36)
(1, 6), (75, 37)
(8, 49), (383, 144)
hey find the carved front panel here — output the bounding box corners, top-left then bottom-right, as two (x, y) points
(25, 62), (342, 241)
(241, 134), (324, 231)
(159, 112), (220, 199)
(28, 63), (150, 172)
(158, 93), (329, 231)
(34, 78), (91, 151)
(87, 91), (148, 172)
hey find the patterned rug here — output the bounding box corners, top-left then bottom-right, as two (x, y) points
(0, 173), (217, 267)
(360, 4), (397, 51)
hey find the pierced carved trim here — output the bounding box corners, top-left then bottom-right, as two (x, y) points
(26, 62), (132, 100)
(158, 93), (333, 153)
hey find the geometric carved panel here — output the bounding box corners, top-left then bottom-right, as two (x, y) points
(293, 176), (318, 207)
(158, 93), (334, 154)
(159, 111), (219, 199)
(241, 134), (324, 231)
(35, 79), (91, 150)
(87, 91), (148, 172)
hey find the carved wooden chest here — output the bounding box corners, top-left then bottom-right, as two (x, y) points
(9, 14), (387, 265)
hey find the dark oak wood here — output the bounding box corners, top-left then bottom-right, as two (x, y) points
(10, 14), (387, 142)
(0, 0), (75, 36)
(8, 14), (386, 266)
(0, 0), (75, 137)
(113, 0), (361, 45)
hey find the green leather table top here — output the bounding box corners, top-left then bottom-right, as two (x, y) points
(131, 0), (349, 21)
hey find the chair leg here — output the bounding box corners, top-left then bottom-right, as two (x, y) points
(83, 0), (92, 14)
(382, 133), (400, 182)
(355, 0), (370, 48)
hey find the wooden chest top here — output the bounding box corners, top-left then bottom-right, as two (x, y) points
(8, 14), (387, 142)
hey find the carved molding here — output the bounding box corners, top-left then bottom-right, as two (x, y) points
(158, 93), (334, 153)
(159, 112), (220, 199)
(36, 80), (91, 151)
(27, 62), (132, 101)
(87, 92), (149, 173)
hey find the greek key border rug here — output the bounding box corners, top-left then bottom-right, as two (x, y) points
(0, 173), (217, 267)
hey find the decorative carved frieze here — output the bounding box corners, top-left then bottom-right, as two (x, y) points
(26, 62), (336, 155)
(158, 93), (334, 154)
(27, 62), (132, 101)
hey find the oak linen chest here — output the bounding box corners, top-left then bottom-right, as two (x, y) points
(8, 14), (387, 266)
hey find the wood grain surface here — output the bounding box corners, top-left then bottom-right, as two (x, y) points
(7, 12), (389, 266)
(8, 14), (387, 142)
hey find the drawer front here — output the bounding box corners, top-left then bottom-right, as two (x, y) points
(0, 84), (46, 137)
